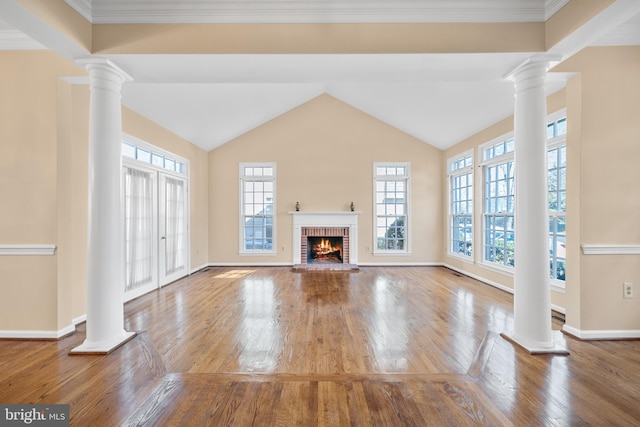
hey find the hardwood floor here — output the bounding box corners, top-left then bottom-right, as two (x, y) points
(1, 266), (640, 426)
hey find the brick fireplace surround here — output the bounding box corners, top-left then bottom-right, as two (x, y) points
(301, 227), (350, 264)
(290, 212), (360, 270)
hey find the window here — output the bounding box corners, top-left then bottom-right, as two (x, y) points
(548, 112), (567, 283)
(448, 152), (473, 258)
(481, 135), (515, 269)
(240, 164), (276, 254)
(374, 163), (409, 253)
(122, 141), (186, 175)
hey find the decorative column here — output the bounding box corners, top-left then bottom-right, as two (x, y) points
(502, 57), (567, 354)
(71, 59), (135, 354)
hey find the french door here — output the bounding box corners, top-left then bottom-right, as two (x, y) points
(159, 173), (188, 286)
(123, 162), (188, 301)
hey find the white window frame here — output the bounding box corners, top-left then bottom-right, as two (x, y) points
(547, 109), (567, 290)
(480, 133), (515, 274)
(239, 163), (277, 255)
(447, 150), (474, 261)
(122, 136), (188, 177)
(373, 162), (410, 255)
(121, 133), (191, 298)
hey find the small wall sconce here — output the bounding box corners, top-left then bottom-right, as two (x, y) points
(350, 202), (355, 212)
(295, 201), (300, 211)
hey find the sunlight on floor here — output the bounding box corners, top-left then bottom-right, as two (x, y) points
(214, 269), (255, 279)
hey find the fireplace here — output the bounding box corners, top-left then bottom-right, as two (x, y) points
(290, 211), (360, 269)
(307, 236), (343, 264)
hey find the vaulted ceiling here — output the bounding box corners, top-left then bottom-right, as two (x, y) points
(1, 0), (640, 151)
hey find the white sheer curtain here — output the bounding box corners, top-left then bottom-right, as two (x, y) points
(124, 167), (154, 291)
(165, 176), (185, 275)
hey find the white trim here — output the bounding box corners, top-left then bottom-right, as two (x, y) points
(190, 263), (210, 275)
(443, 263), (566, 313)
(76, 58), (133, 82)
(65, 1), (562, 25)
(479, 131), (514, 165)
(290, 211), (360, 265)
(550, 281), (566, 294)
(73, 314), (87, 325)
(547, 108), (567, 124)
(0, 29), (47, 50)
(239, 162), (277, 256)
(444, 263), (514, 294)
(447, 150), (474, 259)
(562, 324), (640, 340)
(209, 262), (293, 267)
(545, 0), (570, 21)
(123, 133), (190, 177)
(0, 324), (75, 340)
(551, 304), (566, 315)
(581, 245), (640, 255)
(373, 162), (410, 255)
(358, 261), (440, 267)
(0, 245), (56, 256)
(64, 0), (93, 23)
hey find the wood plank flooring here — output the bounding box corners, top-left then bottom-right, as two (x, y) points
(1, 266), (640, 426)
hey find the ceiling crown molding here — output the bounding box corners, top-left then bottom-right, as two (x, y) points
(65, 0), (569, 25)
(65, 0), (93, 23)
(545, 0), (569, 21)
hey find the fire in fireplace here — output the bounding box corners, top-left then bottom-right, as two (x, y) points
(307, 237), (343, 264)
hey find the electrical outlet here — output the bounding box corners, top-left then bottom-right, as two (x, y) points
(623, 282), (633, 299)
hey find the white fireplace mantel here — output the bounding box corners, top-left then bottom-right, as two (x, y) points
(290, 211), (361, 265)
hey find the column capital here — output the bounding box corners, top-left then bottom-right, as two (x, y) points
(77, 57), (133, 83)
(504, 55), (562, 82)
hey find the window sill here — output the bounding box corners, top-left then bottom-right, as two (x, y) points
(551, 281), (566, 293)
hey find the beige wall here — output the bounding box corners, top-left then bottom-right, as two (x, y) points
(209, 94), (442, 265)
(555, 46), (640, 332)
(92, 23), (544, 55)
(0, 51), (83, 331)
(545, 0), (614, 50)
(441, 89), (568, 311)
(0, 50), (209, 334)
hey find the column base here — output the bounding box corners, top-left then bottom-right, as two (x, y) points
(70, 331), (136, 355)
(500, 330), (569, 355)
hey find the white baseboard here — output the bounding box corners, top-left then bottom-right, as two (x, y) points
(208, 262), (293, 267)
(550, 304), (566, 315)
(442, 263), (514, 294)
(209, 261), (443, 268)
(73, 314), (87, 325)
(563, 324), (640, 340)
(442, 263), (566, 315)
(189, 263), (210, 274)
(0, 324), (75, 340)
(357, 262), (441, 267)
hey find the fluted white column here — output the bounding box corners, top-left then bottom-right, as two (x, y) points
(71, 59), (135, 354)
(502, 57), (567, 354)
